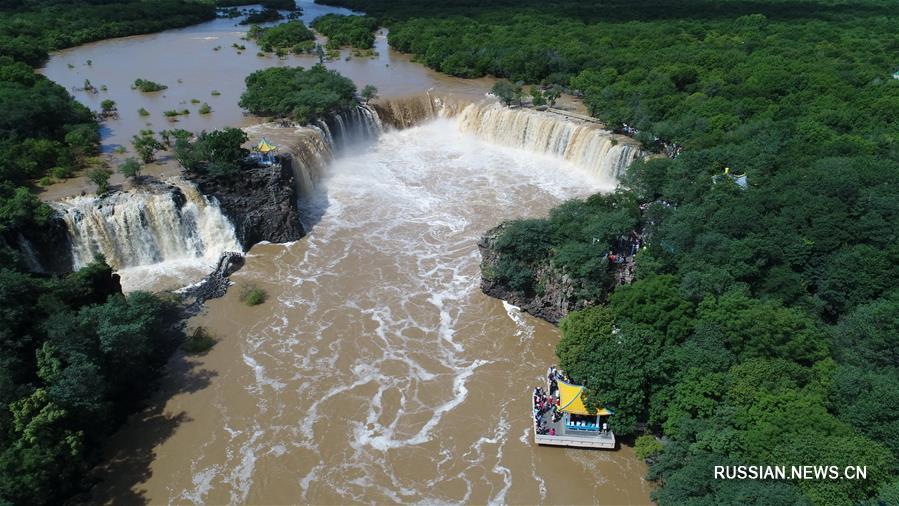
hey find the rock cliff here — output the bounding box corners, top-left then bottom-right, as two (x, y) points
(185, 157), (305, 250)
(478, 223), (593, 324)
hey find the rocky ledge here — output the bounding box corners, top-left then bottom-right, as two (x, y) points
(478, 223), (593, 324)
(185, 157), (305, 250)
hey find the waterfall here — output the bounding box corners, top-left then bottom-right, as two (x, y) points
(371, 93), (441, 129)
(54, 180), (241, 270)
(456, 103), (643, 182)
(316, 104), (382, 153)
(16, 234), (45, 273)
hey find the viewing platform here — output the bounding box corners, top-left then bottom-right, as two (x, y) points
(532, 368), (616, 450)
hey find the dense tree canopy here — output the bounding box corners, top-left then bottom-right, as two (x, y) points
(249, 20), (316, 53)
(0, 260), (179, 504)
(239, 65), (358, 123)
(311, 14), (378, 49)
(321, 0), (899, 504)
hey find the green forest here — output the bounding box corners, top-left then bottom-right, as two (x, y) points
(0, 1), (216, 504)
(239, 65), (358, 123)
(319, 0), (899, 504)
(311, 14), (378, 49)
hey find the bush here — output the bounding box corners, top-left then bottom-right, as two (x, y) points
(118, 157), (141, 180)
(183, 326), (217, 354)
(240, 284), (267, 306)
(87, 167), (113, 194)
(198, 102), (212, 114)
(131, 130), (163, 163)
(174, 127), (248, 176)
(634, 435), (664, 460)
(137, 107), (150, 116)
(50, 166), (73, 179)
(132, 78), (167, 92)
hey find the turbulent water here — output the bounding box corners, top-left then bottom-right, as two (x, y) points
(93, 113), (651, 504)
(54, 180), (240, 291)
(457, 103), (641, 184)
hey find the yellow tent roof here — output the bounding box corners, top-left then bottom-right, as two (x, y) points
(256, 138), (277, 153)
(557, 380), (612, 416)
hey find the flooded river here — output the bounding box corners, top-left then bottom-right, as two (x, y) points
(94, 121), (650, 504)
(40, 3), (651, 504)
(41, 0), (497, 152)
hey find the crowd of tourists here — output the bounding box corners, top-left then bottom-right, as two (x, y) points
(533, 366), (570, 436)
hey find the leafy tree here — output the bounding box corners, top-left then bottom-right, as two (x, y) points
(86, 167), (112, 194)
(360, 84), (378, 102)
(99, 99), (116, 117)
(117, 157), (141, 181)
(130, 130), (163, 163)
(175, 128), (249, 177)
(490, 80), (519, 106)
(543, 84), (562, 107)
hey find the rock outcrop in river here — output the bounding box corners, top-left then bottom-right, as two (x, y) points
(478, 223), (591, 323)
(185, 159), (305, 250)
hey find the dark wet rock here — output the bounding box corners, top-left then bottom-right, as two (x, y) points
(185, 158), (305, 250)
(180, 251), (245, 315)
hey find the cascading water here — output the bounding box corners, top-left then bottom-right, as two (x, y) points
(54, 180), (241, 272)
(316, 104), (383, 153)
(456, 102), (642, 183)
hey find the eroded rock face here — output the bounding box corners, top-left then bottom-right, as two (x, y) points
(478, 223), (592, 324)
(181, 251), (244, 315)
(185, 159), (305, 250)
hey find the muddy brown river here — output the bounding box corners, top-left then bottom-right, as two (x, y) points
(41, 3), (651, 504)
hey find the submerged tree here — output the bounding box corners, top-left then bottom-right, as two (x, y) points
(130, 130), (163, 163)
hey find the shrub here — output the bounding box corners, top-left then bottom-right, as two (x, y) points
(50, 166), (73, 179)
(183, 326), (217, 354)
(241, 284), (267, 306)
(118, 157), (141, 180)
(198, 102), (212, 114)
(132, 78), (167, 92)
(87, 167), (113, 194)
(138, 107), (150, 116)
(634, 435), (664, 460)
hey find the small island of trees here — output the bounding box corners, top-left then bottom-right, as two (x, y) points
(248, 20), (315, 53)
(311, 14), (378, 50)
(238, 65), (357, 124)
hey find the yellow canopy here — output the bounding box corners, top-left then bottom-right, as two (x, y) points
(557, 380), (612, 416)
(256, 138), (277, 153)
